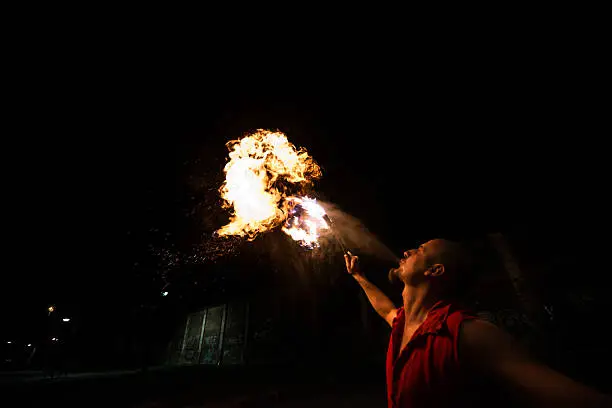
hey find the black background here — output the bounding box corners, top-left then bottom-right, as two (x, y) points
(3, 37), (608, 363)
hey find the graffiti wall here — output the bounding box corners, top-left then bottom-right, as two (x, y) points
(168, 302), (248, 366)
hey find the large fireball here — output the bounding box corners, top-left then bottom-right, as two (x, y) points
(217, 130), (322, 242)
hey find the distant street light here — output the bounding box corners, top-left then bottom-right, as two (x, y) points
(51, 337), (58, 342)
(161, 291), (169, 297)
(27, 344), (32, 347)
(6, 341), (11, 344)
(62, 318), (71, 322)
(48, 306), (55, 313)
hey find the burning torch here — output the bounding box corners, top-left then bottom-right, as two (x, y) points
(322, 214), (352, 255)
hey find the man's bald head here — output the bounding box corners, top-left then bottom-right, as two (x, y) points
(391, 238), (476, 299)
(426, 239), (475, 298)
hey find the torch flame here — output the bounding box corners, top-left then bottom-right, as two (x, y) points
(282, 196), (329, 248)
(217, 130), (322, 240)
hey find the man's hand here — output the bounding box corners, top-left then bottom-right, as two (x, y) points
(344, 252), (363, 277)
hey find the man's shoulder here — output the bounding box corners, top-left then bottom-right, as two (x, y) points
(444, 303), (479, 332)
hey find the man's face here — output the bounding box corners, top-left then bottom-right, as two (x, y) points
(389, 240), (437, 284)
(389, 239), (443, 283)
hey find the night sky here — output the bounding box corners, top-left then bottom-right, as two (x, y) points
(3, 53), (606, 345)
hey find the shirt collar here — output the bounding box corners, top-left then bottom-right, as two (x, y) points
(419, 301), (451, 335)
(395, 301), (452, 337)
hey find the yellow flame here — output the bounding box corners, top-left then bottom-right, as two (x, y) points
(217, 130), (321, 240)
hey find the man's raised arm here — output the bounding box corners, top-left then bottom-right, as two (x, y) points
(345, 253), (397, 327)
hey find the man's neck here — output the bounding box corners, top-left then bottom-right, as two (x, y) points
(401, 283), (438, 327)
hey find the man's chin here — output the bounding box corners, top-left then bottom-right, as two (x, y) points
(388, 267), (400, 285)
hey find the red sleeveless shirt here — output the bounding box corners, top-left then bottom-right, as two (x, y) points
(386, 301), (503, 408)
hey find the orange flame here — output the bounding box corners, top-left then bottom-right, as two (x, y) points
(217, 130), (322, 241)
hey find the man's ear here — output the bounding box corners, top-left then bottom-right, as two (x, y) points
(425, 263), (445, 277)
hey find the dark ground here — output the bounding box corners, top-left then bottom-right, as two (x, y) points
(2, 364), (386, 408)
